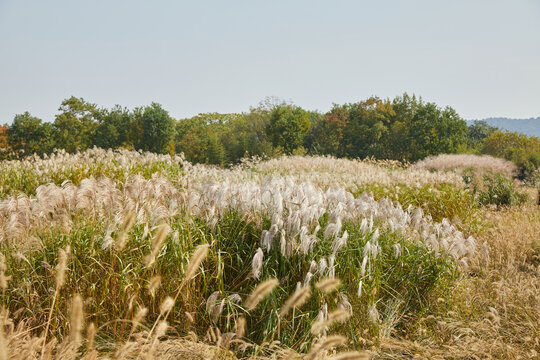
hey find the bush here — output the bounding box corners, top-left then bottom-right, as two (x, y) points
(515, 152), (540, 185)
(475, 173), (527, 208)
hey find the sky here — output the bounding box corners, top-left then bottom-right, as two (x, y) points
(1, 0), (539, 124)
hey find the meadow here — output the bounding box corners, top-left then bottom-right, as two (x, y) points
(0, 149), (538, 359)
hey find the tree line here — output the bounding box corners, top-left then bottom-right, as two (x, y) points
(1, 94), (539, 174)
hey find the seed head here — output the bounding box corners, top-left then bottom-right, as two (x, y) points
(315, 278), (342, 294)
(245, 278), (278, 311)
(279, 286), (311, 317)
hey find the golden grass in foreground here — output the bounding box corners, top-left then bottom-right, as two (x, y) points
(374, 194), (540, 359)
(2, 201), (537, 359)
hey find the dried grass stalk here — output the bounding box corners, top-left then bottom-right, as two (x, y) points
(279, 286), (311, 317)
(315, 278), (342, 294)
(245, 278), (278, 311)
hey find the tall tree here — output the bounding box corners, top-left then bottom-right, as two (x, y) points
(408, 103), (468, 161)
(385, 93), (423, 161)
(93, 105), (139, 149)
(266, 105), (310, 154)
(468, 120), (498, 151)
(341, 97), (393, 159)
(304, 109), (338, 155)
(8, 112), (54, 155)
(53, 97), (100, 153)
(141, 103), (175, 154)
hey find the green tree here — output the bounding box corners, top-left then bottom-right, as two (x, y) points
(482, 130), (540, 183)
(206, 133), (226, 166)
(386, 93), (423, 161)
(340, 97), (394, 159)
(266, 105), (310, 154)
(304, 108), (341, 155)
(8, 112), (54, 155)
(468, 120), (498, 151)
(141, 103), (175, 154)
(93, 105), (139, 149)
(408, 103), (468, 161)
(53, 97), (100, 153)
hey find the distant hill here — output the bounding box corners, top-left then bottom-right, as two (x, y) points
(467, 117), (540, 138)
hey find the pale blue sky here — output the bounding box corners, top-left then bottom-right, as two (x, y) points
(1, 0), (539, 123)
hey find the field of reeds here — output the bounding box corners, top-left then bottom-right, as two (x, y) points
(0, 149), (538, 359)
(412, 154), (517, 179)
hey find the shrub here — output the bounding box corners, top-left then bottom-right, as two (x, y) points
(475, 173), (527, 208)
(514, 151), (540, 185)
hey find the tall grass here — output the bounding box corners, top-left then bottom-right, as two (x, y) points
(413, 153), (517, 179)
(0, 149), (494, 358)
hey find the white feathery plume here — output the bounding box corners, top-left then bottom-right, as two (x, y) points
(252, 248), (264, 279)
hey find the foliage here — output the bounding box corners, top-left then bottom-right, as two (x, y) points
(266, 105), (311, 154)
(407, 103), (468, 161)
(5, 94), (539, 181)
(140, 103), (176, 154)
(53, 97), (101, 153)
(467, 120), (498, 151)
(354, 183), (480, 231)
(93, 105), (142, 150)
(471, 172), (528, 207)
(7, 112), (54, 155)
(481, 130), (540, 184)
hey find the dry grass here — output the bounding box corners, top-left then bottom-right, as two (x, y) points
(413, 154), (517, 178)
(0, 150), (538, 359)
(374, 190), (540, 359)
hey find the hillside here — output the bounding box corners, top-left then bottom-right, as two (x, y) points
(468, 117), (540, 137)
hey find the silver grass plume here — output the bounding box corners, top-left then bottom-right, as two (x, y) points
(69, 294), (84, 346)
(334, 351), (369, 360)
(144, 223), (170, 268)
(306, 335), (347, 360)
(251, 247), (264, 279)
(147, 275), (162, 297)
(0, 255), (10, 291)
(160, 297), (175, 315)
(311, 308), (350, 335)
(115, 210), (136, 251)
(184, 243), (209, 282)
(279, 285), (311, 317)
(56, 246), (70, 289)
(245, 278), (278, 311)
(315, 278), (342, 294)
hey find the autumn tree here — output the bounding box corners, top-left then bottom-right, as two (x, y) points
(340, 97), (394, 159)
(0, 125), (9, 151)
